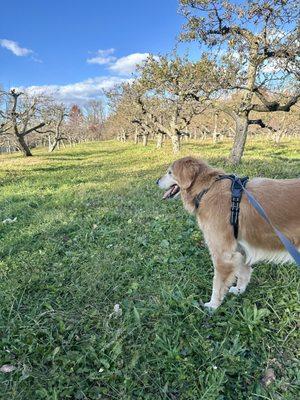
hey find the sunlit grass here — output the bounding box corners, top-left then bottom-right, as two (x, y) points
(0, 139), (299, 399)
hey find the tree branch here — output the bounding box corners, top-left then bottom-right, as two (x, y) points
(248, 119), (277, 132)
(252, 89), (300, 112)
(21, 122), (45, 137)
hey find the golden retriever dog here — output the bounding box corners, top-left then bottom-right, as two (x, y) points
(157, 157), (300, 309)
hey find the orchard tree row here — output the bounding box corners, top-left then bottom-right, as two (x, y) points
(1, 1), (299, 164)
(0, 90), (105, 156)
(104, 0), (300, 164)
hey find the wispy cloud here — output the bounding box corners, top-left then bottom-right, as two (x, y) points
(0, 39), (33, 56)
(87, 48), (117, 65)
(15, 76), (131, 104)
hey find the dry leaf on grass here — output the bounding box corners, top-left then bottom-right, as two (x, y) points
(261, 368), (276, 387)
(0, 364), (16, 373)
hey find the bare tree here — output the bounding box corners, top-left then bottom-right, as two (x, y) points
(180, 0), (300, 164)
(39, 102), (68, 152)
(0, 89), (46, 156)
(84, 99), (105, 140)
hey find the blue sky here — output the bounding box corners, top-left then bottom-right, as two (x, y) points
(0, 0), (198, 104)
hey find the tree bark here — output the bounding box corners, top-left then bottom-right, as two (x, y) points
(134, 128), (139, 144)
(156, 132), (163, 148)
(16, 135), (32, 156)
(142, 134), (148, 146)
(213, 113), (218, 143)
(49, 139), (59, 152)
(171, 134), (180, 153)
(229, 44), (258, 165)
(230, 115), (249, 165)
(121, 128), (126, 142)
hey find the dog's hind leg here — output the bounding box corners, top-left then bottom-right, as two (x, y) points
(229, 263), (253, 295)
(204, 250), (243, 309)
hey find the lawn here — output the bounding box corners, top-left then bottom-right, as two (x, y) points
(0, 139), (299, 399)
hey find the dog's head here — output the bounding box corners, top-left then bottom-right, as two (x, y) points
(157, 157), (207, 199)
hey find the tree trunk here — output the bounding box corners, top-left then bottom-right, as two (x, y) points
(156, 132), (163, 148)
(16, 135), (32, 156)
(171, 134), (180, 153)
(134, 128), (139, 144)
(121, 128), (126, 142)
(48, 135), (52, 151)
(230, 115), (249, 166)
(213, 113), (218, 143)
(229, 48), (258, 165)
(49, 139), (59, 152)
(142, 134), (148, 146)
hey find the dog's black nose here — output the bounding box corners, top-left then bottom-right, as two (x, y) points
(156, 178), (160, 185)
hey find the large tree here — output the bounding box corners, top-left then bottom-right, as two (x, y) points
(133, 55), (217, 152)
(0, 89), (47, 156)
(180, 0), (300, 164)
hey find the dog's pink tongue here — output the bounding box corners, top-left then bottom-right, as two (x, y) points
(163, 187), (173, 200)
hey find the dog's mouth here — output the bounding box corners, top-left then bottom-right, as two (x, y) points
(163, 184), (180, 200)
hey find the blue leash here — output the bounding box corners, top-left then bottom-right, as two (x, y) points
(241, 185), (300, 266)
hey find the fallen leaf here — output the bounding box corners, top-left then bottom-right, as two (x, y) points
(2, 217), (17, 224)
(0, 364), (16, 373)
(113, 304), (122, 316)
(261, 368), (276, 387)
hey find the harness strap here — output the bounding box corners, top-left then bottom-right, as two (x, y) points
(194, 188), (210, 209)
(193, 173), (249, 238)
(193, 177), (222, 209)
(193, 173), (300, 266)
(217, 174), (249, 239)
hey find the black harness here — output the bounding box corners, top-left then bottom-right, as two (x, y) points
(194, 174), (249, 239)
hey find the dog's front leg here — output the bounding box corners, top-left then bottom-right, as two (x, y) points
(204, 253), (240, 309)
(229, 263), (253, 295)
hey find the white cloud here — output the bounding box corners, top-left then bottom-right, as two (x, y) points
(109, 53), (150, 75)
(87, 50), (152, 76)
(15, 76), (131, 104)
(87, 48), (116, 65)
(0, 39), (33, 56)
(87, 55), (116, 65)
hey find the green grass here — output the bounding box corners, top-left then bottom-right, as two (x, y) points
(0, 139), (299, 399)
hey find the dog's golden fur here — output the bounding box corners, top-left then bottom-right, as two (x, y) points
(158, 156), (300, 308)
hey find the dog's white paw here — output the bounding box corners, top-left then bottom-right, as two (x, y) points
(229, 286), (240, 295)
(203, 301), (218, 310)
(229, 286), (246, 295)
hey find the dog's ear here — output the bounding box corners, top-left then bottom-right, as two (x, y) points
(173, 157), (205, 190)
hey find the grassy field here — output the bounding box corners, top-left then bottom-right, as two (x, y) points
(0, 139), (299, 399)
